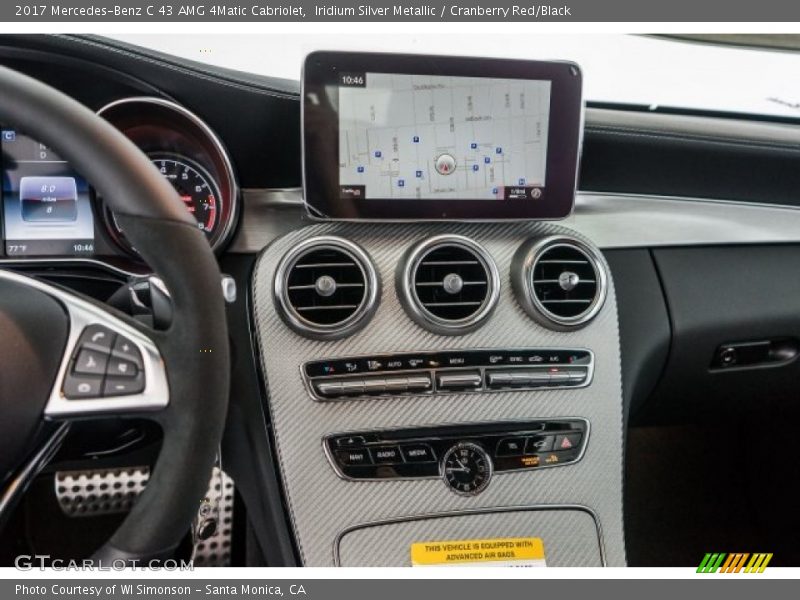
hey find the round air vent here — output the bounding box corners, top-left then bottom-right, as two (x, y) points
(274, 237), (379, 339)
(512, 235), (608, 330)
(399, 235), (500, 335)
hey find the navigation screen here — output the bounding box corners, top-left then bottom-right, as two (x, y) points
(1, 129), (95, 256)
(338, 73), (551, 202)
(303, 52), (583, 220)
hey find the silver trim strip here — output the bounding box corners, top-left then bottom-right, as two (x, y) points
(0, 257), (146, 278)
(229, 188), (800, 252)
(97, 96), (240, 253)
(332, 502), (606, 567)
(0, 423), (70, 529)
(0, 269), (169, 418)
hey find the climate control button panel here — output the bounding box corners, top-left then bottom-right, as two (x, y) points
(304, 348), (593, 401)
(324, 419), (588, 489)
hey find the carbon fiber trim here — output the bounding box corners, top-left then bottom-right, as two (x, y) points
(336, 506), (603, 567)
(252, 222), (626, 567)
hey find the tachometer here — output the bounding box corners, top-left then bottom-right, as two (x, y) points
(97, 97), (240, 257)
(151, 154), (221, 236)
(107, 154), (225, 254)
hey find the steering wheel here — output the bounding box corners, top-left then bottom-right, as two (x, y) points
(0, 66), (230, 562)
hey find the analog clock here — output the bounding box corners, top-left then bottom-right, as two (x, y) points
(441, 442), (493, 496)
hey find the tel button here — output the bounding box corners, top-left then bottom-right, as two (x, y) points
(496, 438), (526, 457)
(78, 325), (115, 353)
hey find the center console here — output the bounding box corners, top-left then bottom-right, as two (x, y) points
(250, 51), (625, 567)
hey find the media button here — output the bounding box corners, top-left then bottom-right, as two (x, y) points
(401, 444), (436, 463)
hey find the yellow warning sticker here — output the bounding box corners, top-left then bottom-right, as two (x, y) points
(411, 537), (546, 567)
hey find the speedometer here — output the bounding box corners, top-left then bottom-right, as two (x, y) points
(151, 154), (221, 236)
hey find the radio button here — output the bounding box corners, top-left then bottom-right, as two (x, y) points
(370, 446), (403, 464)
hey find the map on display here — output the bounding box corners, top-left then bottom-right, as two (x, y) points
(337, 72), (551, 201)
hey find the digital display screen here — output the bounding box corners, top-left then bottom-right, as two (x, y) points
(337, 72), (551, 203)
(303, 52), (583, 221)
(1, 129), (95, 256)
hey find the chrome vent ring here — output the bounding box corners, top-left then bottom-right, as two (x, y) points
(399, 235), (500, 335)
(274, 236), (379, 339)
(512, 235), (608, 331)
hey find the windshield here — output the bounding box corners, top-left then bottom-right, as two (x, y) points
(109, 33), (800, 120)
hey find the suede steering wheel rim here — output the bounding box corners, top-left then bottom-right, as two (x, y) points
(0, 65), (230, 562)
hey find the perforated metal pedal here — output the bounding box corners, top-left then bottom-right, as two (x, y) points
(54, 465), (234, 566)
(191, 466), (235, 567)
(55, 467), (150, 517)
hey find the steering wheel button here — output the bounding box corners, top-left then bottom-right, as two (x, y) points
(108, 357), (138, 378)
(73, 348), (108, 375)
(78, 324), (116, 353)
(111, 336), (143, 368)
(63, 374), (104, 399)
(104, 373), (145, 397)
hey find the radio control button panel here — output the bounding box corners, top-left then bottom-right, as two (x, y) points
(324, 419), (588, 486)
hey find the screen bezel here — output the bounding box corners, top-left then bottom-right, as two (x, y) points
(302, 51), (583, 221)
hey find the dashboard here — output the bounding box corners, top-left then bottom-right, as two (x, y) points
(4, 35), (800, 568)
(0, 96), (239, 265)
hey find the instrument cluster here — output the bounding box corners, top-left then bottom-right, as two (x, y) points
(0, 97), (239, 265)
(97, 97), (239, 257)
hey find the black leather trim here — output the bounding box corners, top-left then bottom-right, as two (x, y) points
(581, 108), (800, 207)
